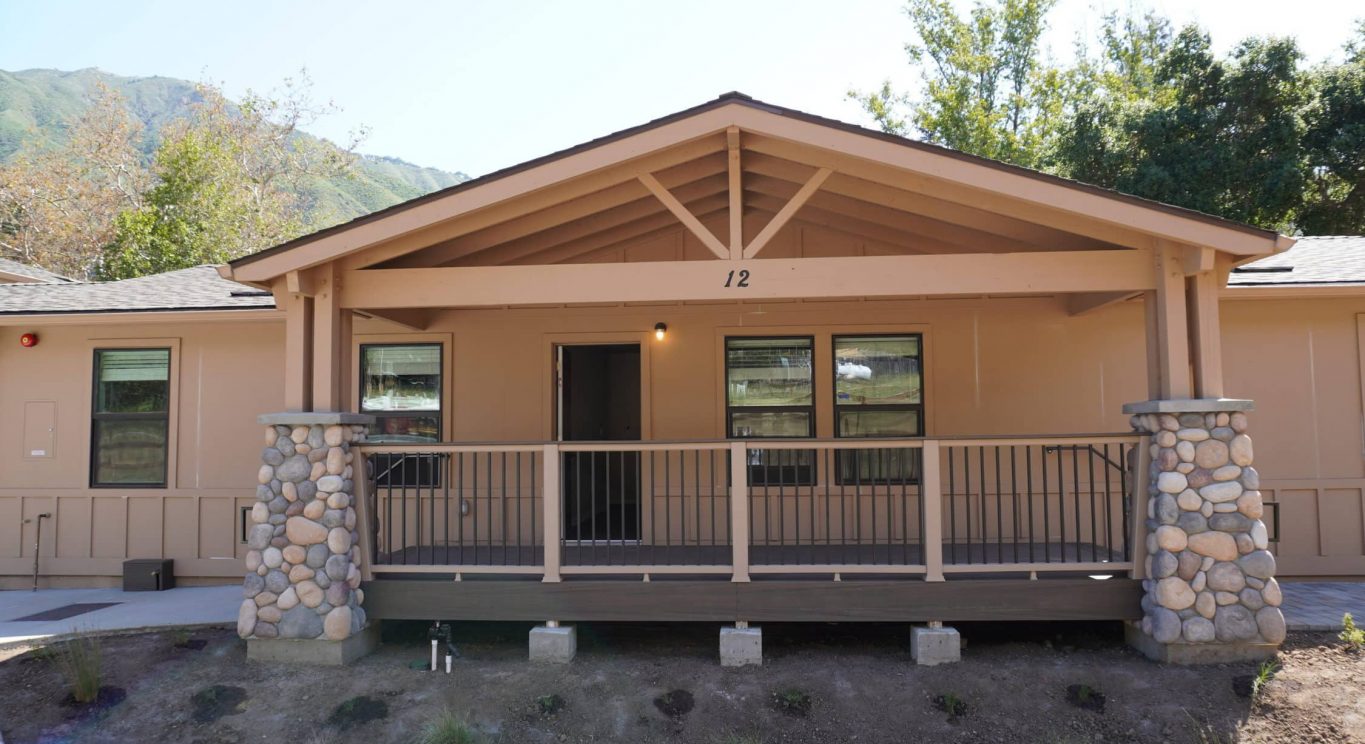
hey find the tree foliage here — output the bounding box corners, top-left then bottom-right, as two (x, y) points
(97, 75), (363, 280)
(855, 2), (1365, 234)
(0, 85), (145, 277)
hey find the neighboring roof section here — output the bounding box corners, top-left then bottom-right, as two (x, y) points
(1230, 236), (1365, 286)
(0, 265), (275, 315)
(0, 257), (72, 284)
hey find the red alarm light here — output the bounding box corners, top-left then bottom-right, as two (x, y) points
(19, 332), (38, 348)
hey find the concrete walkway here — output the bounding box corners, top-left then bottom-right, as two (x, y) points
(1281, 581), (1365, 631)
(0, 585), (237, 647)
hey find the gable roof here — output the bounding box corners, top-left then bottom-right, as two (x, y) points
(1229, 236), (1365, 287)
(0, 258), (72, 284)
(225, 93), (1289, 283)
(0, 265), (274, 316)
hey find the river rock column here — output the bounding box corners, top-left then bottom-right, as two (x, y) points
(1123, 400), (1284, 662)
(239, 413), (374, 645)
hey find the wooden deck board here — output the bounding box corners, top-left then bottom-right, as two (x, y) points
(361, 577), (1142, 623)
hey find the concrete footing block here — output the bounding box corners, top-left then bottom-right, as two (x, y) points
(910, 624), (960, 666)
(246, 622), (380, 666)
(720, 625), (762, 667)
(1124, 622), (1278, 665)
(529, 624), (576, 663)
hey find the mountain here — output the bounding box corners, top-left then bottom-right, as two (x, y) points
(0, 68), (469, 226)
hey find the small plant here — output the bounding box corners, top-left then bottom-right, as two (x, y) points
(327, 695), (389, 730)
(771, 688), (812, 717)
(53, 635), (102, 704)
(654, 689), (696, 718)
(1251, 659), (1279, 698)
(534, 694), (565, 717)
(1065, 683), (1106, 712)
(190, 685), (248, 724)
(933, 692), (968, 721)
(417, 709), (479, 744)
(1341, 612), (1365, 651)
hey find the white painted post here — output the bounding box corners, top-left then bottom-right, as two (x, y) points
(542, 444), (562, 583)
(921, 440), (945, 582)
(730, 441), (750, 582)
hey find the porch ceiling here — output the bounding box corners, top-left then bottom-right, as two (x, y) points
(225, 93), (1289, 286)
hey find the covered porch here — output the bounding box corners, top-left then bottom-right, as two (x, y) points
(224, 94), (1287, 660)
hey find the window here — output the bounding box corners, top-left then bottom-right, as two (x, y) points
(833, 334), (924, 483)
(725, 337), (814, 484)
(360, 343), (442, 486)
(91, 348), (170, 487)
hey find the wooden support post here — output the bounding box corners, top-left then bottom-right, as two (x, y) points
(542, 444), (562, 583)
(1128, 436), (1153, 580)
(275, 282), (313, 412)
(730, 441), (750, 583)
(1187, 270), (1224, 398)
(727, 126), (743, 260)
(1142, 290), (1162, 400)
(312, 264), (347, 412)
(1153, 242), (1192, 398)
(921, 440), (944, 582)
(353, 454), (374, 582)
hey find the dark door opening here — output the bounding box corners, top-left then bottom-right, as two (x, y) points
(559, 344), (641, 542)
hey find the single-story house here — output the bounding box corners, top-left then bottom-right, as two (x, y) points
(2, 94), (1362, 664)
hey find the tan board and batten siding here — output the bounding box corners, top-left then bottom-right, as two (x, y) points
(0, 247), (1362, 585)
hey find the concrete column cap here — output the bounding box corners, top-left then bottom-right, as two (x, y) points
(258, 412), (376, 426)
(1121, 399), (1254, 415)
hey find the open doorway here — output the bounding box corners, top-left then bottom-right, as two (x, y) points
(558, 344), (641, 542)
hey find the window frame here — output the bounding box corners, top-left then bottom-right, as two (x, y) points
(831, 332), (926, 485)
(89, 346), (172, 489)
(358, 342), (445, 443)
(723, 335), (817, 439)
(724, 335), (817, 487)
(359, 342), (445, 489)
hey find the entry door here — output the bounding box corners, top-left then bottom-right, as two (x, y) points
(558, 344), (641, 542)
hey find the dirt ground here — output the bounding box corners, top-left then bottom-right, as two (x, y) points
(1, 621), (1362, 744)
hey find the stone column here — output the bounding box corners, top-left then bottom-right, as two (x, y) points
(1122, 400), (1284, 664)
(238, 413), (377, 664)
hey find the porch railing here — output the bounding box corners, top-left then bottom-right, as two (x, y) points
(353, 434), (1138, 582)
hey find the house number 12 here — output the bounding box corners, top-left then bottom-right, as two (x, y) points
(724, 269), (751, 288)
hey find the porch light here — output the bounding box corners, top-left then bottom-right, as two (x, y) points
(19, 332), (38, 348)
(654, 322), (667, 341)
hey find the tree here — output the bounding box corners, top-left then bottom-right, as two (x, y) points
(1054, 29), (1310, 230)
(850, 0), (1062, 169)
(1298, 22), (1365, 234)
(98, 74), (364, 280)
(0, 85), (146, 278)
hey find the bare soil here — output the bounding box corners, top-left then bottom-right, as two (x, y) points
(1, 622), (1362, 743)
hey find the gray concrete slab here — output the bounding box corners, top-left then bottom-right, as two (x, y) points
(910, 625), (961, 665)
(0, 585), (237, 647)
(529, 625), (576, 663)
(719, 626), (762, 667)
(1281, 581), (1365, 631)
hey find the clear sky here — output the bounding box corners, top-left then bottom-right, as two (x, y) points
(1, 0), (1359, 177)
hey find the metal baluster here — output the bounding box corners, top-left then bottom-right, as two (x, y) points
(947, 446), (957, 565)
(994, 446), (1002, 564)
(1071, 444), (1081, 564)
(1088, 445), (1098, 563)
(1041, 445), (1050, 563)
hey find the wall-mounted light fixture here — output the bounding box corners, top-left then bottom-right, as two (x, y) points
(19, 332), (38, 348)
(654, 322), (668, 341)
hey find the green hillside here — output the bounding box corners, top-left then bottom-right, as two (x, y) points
(0, 68), (469, 226)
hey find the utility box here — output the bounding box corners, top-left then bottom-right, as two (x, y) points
(122, 559), (175, 591)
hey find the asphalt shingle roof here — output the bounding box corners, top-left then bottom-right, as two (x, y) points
(0, 258), (72, 284)
(0, 265), (274, 315)
(1229, 236), (1365, 286)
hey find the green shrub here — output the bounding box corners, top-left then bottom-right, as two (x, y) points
(1341, 613), (1365, 650)
(1251, 659), (1279, 698)
(54, 635), (102, 704)
(417, 709), (478, 744)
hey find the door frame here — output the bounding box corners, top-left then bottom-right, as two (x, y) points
(541, 331), (653, 442)
(546, 333), (651, 546)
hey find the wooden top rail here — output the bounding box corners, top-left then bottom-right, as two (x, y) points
(354, 433), (1140, 454)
